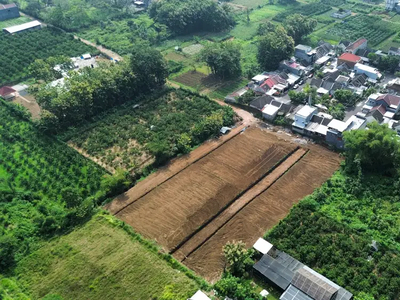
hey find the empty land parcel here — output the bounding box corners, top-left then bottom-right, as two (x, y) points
(108, 127), (341, 281)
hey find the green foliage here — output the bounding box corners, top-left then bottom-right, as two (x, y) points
(265, 171), (400, 299)
(223, 241), (254, 277)
(288, 90), (307, 104)
(0, 28), (96, 85)
(13, 215), (202, 299)
(284, 14), (317, 44)
(29, 56), (73, 83)
(0, 278), (30, 300)
(325, 15), (400, 47)
(237, 89), (256, 105)
(273, 3), (331, 22)
(375, 55), (400, 73)
(334, 89), (358, 107)
(200, 42), (242, 79)
(149, 0), (235, 35)
(257, 25), (294, 71)
(214, 274), (261, 300)
(343, 122), (400, 175)
(62, 89), (234, 170)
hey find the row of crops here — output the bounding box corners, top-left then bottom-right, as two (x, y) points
(272, 3), (331, 22)
(0, 101), (106, 200)
(325, 15), (400, 46)
(0, 27), (97, 85)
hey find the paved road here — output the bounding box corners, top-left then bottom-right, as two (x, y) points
(344, 99), (367, 121)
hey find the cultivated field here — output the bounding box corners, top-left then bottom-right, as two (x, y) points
(109, 127), (341, 281)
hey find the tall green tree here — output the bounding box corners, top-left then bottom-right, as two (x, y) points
(130, 43), (168, 92)
(200, 42), (242, 79)
(257, 26), (294, 70)
(343, 122), (400, 175)
(284, 14), (317, 44)
(223, 241), (254, 277)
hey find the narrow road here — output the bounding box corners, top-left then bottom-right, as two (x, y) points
(20, 12), (122, 61)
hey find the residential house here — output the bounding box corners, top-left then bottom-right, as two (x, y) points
(337, 53), (362, 69)
(262, 98), (291, 121)
(249, 95), (275, 110)
(345, 38), (368, 54)
(252, 74), (269, 85)
(326, 115), (367, 149)
(363, 93), (400, 120)
(387, 78), (400, 94)
(294, 44), (314, 65)
(304, 112), (334, 138)
(337, 40), (351, 53)
(3, 20), (41, 34)
(0, 3), (19, 21)
(292, 105), (318, 134)
(0, 86), (17, 100)
(388, 47), (400, 56)
(354, 63), (382, 81)
(279, 60), (306, 77)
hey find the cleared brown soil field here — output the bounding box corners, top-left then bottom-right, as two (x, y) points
(113, 128), (295, 251)
(182, 146), (341, 282)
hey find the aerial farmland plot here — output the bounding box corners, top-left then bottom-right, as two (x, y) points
(108, 127), (341, 282)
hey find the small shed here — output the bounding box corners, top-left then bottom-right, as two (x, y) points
(189, 290), (211, 300)
(253, 238), (273, 255)
(0, 86), (17, 100)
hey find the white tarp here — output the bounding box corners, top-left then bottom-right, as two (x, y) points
(253, 238), (273, 254)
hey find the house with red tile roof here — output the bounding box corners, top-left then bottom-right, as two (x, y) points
(338, 53), (362, 69)
(0, 86), (17, 100)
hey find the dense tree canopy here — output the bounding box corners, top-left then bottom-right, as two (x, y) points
(284, 14), (317, 44)
(200, 42), (242, 79)
(149, 0), (235, 35)
(223, 241), (254, 277)
(343, 122), (400, 175)
(257, 25), (294, 71)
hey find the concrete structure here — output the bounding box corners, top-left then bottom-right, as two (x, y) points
(0, 3), (19, 21)
(3, 20), (41, 34)
(337, 53), (362, 69)
(354, 63), (382, 80)
(292, 105), (318, 134)
(294, 45), (314, 65)
(326, 115), (367, 149)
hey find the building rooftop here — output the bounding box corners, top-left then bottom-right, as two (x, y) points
(339, 53), (361, 63)
(296, 105), (317, 118)
(253, 238), (273, 255)
(262, 104), (280, 116)
(189, 290), (211, 300)
(295, 44), (312, 52)
(345, 115), (365, 131)
(0, 86), (16, 97)
(354, 63), (380, 74)
(328, 119), (347, 132)
(3, 20), (41, 34)
(346, 38), (367, 51)
(0, 3), (17, 10)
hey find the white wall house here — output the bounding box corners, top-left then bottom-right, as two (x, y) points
(354, 63), (382, 80)
(292, 105), (318, 134)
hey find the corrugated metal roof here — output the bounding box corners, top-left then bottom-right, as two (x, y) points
(4, 20), (41, 34)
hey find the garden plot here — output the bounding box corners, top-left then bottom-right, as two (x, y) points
(65, 89), (231, 172)
(182, 44), (204, 55)
(323, 15), (400, 46)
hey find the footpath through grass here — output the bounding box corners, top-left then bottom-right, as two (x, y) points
(15, 214), (201, 300)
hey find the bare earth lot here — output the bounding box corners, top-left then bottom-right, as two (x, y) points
(108, 127), (341, 282)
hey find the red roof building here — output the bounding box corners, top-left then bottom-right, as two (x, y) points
(0, 86), (17, 100)
(338, 53), (362, 69)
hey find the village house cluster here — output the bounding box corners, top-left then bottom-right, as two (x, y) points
(226, 37), (400, 148)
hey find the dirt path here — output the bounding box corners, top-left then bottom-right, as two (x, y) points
(20, 12), (122, 61)
(172, 148), (308, 261)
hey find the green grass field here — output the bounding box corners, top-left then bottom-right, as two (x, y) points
(0, 16), (31, 29)
(14, 214), (200, 300)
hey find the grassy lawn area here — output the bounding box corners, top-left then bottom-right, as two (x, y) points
(14, 214), (200, 300)
(0, 16), (31, 28)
